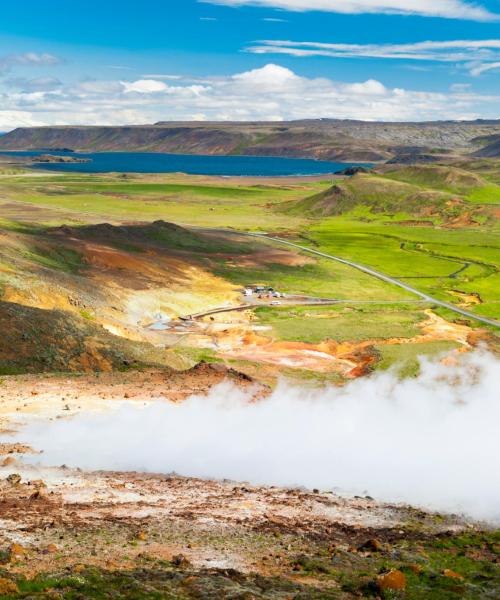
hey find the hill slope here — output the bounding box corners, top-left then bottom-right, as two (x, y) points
(2, 119), (500, 162)
(0, 220), (249, 374)
(474, 135), (500, 158)
(283, 164), (500, 223)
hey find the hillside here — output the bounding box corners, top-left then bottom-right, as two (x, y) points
(473, 134), (500, 158)
(2, 119), (500, 162)
(282, 162), (500, 225)
(284, 174), (463, 221)
(0, 219), (250, 374)
(380, 164), (484, 190)
(0, 300), (175, 374)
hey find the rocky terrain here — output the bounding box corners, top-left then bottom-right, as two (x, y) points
(1, 216), (495, 382)
(1, 119), (500, 162)
(474, 134), (500, 158)
(0, 369), (499, 599)
(0, 159), (498, 598)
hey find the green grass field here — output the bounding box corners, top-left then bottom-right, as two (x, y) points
(0, 161), (498, 376)
(466, 184), (500, 204)
(254, 303), (428, 343)
(302, 217), (499, 319)
(0, 171), (326, 230)
(214, 252), (414, 302)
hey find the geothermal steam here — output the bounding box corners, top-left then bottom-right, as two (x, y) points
(18, 350), (500, 521)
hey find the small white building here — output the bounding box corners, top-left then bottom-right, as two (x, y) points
(243, 288), (254, 297)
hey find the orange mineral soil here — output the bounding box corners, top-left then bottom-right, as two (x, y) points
(182, 309), (491, 379)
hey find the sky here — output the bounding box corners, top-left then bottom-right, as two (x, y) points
(0, 0), (499, 129)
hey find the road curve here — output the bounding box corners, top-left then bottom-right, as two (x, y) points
(180, 304), (254, 320)
(242, 232), (500, 329)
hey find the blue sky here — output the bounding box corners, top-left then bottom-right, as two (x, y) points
(0, 0), (499, 128)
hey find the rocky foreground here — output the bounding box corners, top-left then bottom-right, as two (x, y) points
(0, 369), (498, 599)
(1, 464), (498, 599)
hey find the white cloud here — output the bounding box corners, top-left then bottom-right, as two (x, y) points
(345, 79), (387, 95)
(77, 80), (124, 94)
(123, 79), (169, 93)
(0, 64), (498, 128)
(202, 0), (497, 21)
(142, 74), (183, 80)
(470, 61), (500, 75)
(247, 39), (500, 63)
(0, 110), (45, 129)
(450, 83), (471, 91)
(4, 52), (60, 66)
(0, 52), (61, 73)
(232, 63), (302, 90)
(3, 76), (62, 91)
(247, 39), (500, 76)
(106, 65), (134, 71)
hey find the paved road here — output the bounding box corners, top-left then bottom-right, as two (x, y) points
(179, 299), (430, 322)
(180, 298), (352, 321)
(180, 304), (254, 320)
(241, 232), (500, 329)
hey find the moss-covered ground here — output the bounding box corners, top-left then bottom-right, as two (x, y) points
(0, 529), (498, 599)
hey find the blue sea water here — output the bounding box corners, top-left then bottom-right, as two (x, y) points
(0, 150), (371, 176)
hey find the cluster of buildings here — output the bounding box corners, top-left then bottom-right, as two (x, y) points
(243, 284), (284, 299)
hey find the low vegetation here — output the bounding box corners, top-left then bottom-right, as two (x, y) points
(0, 300), (176, 374)
(254, 304), (428, 344)
(0, 528), (497, 599)
(0, 158), (498, 378)
(0, 154), (498, 600)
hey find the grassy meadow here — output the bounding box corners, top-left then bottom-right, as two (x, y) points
(301, 218), (499, 318)
(0, 160), (498, 376)
(0, 170), (325, 229)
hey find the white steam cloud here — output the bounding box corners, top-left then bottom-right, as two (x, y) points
(17, 350), (500, 522)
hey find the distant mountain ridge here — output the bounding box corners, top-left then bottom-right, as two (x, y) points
(1, 119), (500, 161)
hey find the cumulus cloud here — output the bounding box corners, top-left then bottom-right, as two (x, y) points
(0, 63), (498, 128)
(0, 110), (45, 130)
(123, 79), (169, 93)
(202, 0), (498, 21)
(232, 63), (302, 91)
